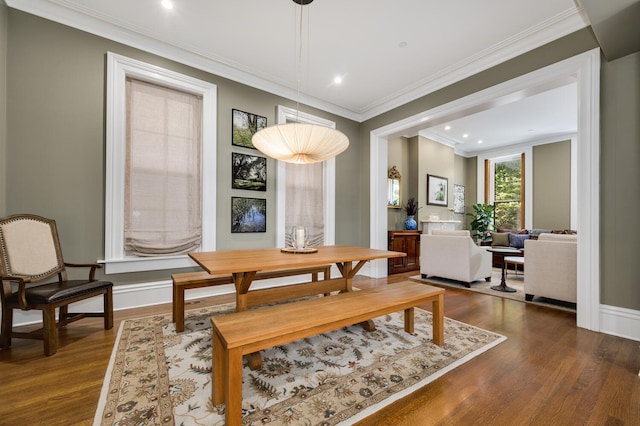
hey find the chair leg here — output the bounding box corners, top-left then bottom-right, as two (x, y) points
(59, 304), (69, 321)
(104, 288), (114, 330)
(43, 307), (58, 356)
(1, 308), (13, 349)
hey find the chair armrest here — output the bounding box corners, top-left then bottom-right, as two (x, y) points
(0, 274), (30, 309)
(64, 262), (103, 281)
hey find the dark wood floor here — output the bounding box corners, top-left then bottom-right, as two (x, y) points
(1, 272), (638, 425)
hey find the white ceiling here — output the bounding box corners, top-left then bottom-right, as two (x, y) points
(6, 0), (589, 152)
(421, 82), (578, 155)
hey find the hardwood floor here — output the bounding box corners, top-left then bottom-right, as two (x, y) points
(1, 272), (638, 425)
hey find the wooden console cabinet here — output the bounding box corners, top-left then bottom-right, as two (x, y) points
(388, 230), (421, 274)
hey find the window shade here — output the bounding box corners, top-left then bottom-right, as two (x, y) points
(124, 78), (202, 256)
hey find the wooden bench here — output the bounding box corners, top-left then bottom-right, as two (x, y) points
(172, 265), (331, 332)
(211, 281), (445, 426)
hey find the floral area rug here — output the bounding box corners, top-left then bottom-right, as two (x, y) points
(94, 301), (505, 425)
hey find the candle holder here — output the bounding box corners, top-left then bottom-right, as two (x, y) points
(291, 225), (309, 250)
(281, 225), (317, 253)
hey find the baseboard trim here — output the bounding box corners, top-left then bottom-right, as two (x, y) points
(599, 304), (640, 342)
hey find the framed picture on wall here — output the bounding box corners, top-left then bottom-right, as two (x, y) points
(231, 197), (266, 233)
(232, 109), (267, 149)
(453, 184), (465, 213)
(231, 152), (267, 191)
(427, 174), (448, 207)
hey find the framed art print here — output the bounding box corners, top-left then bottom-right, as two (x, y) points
(231, 197), (266, 233)
(453, 184), (465, 213)
(427, 174), (448, 207)
(231, 152), (267, 191)
(232, 109), (267, 149)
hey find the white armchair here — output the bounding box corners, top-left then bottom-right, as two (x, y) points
(420, 230), (492, 287)
(524, 233), (577, 303)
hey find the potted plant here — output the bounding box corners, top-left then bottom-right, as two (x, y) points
(404, 197), (419, 230)
(466, 203), (495, 242)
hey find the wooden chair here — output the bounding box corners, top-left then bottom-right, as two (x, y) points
(0, 214), (113, 355)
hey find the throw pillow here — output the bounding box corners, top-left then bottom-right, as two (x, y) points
(491, 232), (510, 247)
(509, 232), (530, 249)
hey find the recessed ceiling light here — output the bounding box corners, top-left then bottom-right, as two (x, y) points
(333, 76), (343, 85)
(444, 125), (451, 131)
(477, 140), (483, 144)
(161, 0), (174, 10)
(463, 133), (469, 138)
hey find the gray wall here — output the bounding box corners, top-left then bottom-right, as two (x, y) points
(2, 8), (639, 311)
(0, 4), (6, 217)
(462, 157), (478, 229)
(532, 140), (572, 229)
(417, 137), (455, 221)
(386, 137), (409, 230)
(358, 28), (600, 244)
(3, 10), (361, 285)
(601, 52), (640, 310)
(358, 26), (638, 313)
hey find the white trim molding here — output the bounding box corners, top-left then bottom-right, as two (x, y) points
(371, 49), (604, 334)
(102, 52), (217, 274)
(599, 305), (640, 342)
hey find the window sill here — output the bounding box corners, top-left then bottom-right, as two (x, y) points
(99, 255), (198, 274)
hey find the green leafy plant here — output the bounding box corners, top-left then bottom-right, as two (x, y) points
(404, 197), (419, 216)
(466, 203), (495, 240)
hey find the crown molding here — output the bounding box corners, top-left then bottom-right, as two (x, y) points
(6, 0), (589, 123)
(358, 7), (589, 121)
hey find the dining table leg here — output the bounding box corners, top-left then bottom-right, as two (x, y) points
(232, 271), (264, 370)
(338, 260), (376, 331)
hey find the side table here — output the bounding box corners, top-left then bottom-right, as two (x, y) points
(487, 247), (522, 292)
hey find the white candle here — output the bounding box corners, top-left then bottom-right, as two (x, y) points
(295, 227), (306, 249)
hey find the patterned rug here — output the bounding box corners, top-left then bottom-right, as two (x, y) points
(94, 301), (505, 425)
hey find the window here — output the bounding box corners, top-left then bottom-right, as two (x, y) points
(104, 53), (217, 273)
(482, 152), (527, 230)
(493, 155), (523, 229)
(275, 106), (337, 247)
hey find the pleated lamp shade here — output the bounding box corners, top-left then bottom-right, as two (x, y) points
(252, 122), (349, 164)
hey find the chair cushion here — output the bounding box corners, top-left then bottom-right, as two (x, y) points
(509, 233), (531, 249)
(7, 280), (113, 305)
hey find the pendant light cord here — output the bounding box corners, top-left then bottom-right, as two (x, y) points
(295, 4), (303, 122)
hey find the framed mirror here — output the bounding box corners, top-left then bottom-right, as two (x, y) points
(387, 166), (401, 208)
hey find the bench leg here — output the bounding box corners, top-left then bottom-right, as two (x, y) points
(173, 286), (186, 333)
(360, 320), (376, 332)
(225, 347), (244, 426)
(323, 266), (332, 296)
(404, 307), (414, 334)
(212, 328), (226, 405)
(246, 352), (263, 370)
(432, 293), (444, 346)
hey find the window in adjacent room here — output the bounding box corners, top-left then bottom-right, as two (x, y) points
(486, 154), (524, 229)
(104, 53), (217, 273)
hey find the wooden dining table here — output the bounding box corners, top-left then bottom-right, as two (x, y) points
(189, 245), (406, 309)
(189, 245), (406, 368)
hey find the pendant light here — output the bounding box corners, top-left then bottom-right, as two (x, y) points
(251, 0), (349, 164)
